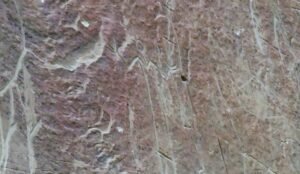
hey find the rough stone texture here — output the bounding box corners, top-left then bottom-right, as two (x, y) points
(0, 0), (300, 173)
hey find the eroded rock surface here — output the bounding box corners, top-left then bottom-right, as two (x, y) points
(0, 0), (300, 173)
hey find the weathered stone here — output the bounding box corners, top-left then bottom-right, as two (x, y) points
(0, 0), (300, 173)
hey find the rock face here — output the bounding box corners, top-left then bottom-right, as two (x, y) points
(0, 0), (300, 173)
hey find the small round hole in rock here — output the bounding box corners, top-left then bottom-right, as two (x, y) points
(181, 75), (188, 82)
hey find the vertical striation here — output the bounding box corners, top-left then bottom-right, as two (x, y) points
(0, 0), (300, 173)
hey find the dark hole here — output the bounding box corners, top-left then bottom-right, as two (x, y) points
(181, 75), (188, 81)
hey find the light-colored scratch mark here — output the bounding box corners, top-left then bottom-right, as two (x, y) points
(72, 159), (90, 170)
(146, 61), (159, 72)
(0, 89), (17, 174)
(249, 0), (265, 54)
(0, 1), (40, 173)
(0, 124), (17, 174)
(157, 81), (173, 118)
(79, 127), (103, 140)
(100, 117), (115, 136)
(0, 113), (5, 172)
(128, 104), (142, 169)
(169, 22), (183, 76)
(154, 14), (167, 21)
(176, 81), (197, 129)
(110, 38), (121, 61)
(187, 32), (192, 81)
(0, 113), (4, 161)
(129, 56), (174, 80)
(241, 153), (277, 174)
(23, 66), (41, 174)
(0, 49), (27, 97)
(214, 76), (227, 105)
(118, 33), (134, 56)
(127, 57), (140, 71)
(155, 80), (178, 174)
(165, 0), (177, 69)
(166, 65), (179, 78)
(127, 57), (164, 174)
(80, 112), (114, 141)
(0, 0), (27, 97)
(15, 86), (25, 108)
(27, 121), (41, 174)
(8, 88), (15, 125)
(94, 108), (104, 126)
(23, 66), (37, 127)
(243, 152), (247, 174)
(64, 15), (80, 31)
(273, 17), (284, 62)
